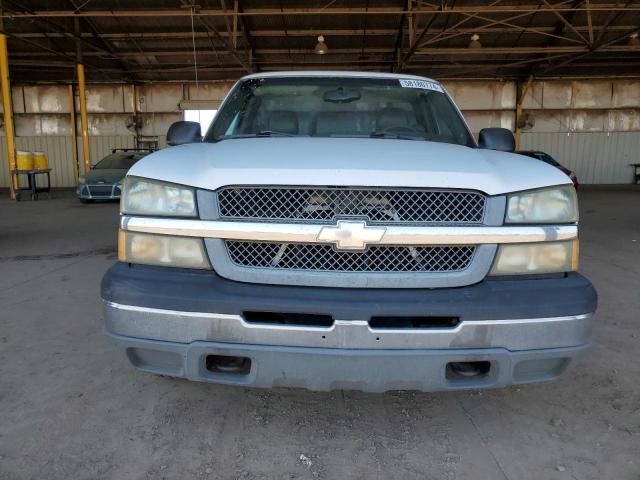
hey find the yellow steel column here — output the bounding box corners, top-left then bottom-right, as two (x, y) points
(0, 33), (16, 199)
(514, 74), (534, 151)
(77, 63), (91, 174)
(69, 84), (79, 182)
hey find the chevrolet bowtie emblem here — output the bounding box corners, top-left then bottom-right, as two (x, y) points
(316, 220), (386, 251)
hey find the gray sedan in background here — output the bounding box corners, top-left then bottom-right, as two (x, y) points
(76, 149), (152, 203)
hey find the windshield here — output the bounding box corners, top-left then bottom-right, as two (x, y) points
(205, 77), (474, 147)
(94, 152), (148, 170)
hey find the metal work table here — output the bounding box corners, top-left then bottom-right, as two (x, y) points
(631, 164), (640, 185)
(11, 168), (52, 201)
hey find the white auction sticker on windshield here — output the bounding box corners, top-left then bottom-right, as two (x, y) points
(399, 79), (444, 92)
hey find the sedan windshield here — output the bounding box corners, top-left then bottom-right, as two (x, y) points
(94, 152), (148, 170)
(205, 77), (474, 147)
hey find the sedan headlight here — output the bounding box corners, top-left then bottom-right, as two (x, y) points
(121, 176), (196, 217)
(490, 240), (578, 276)
(118, 230), (210, 269)
(506, 185), (577, 224)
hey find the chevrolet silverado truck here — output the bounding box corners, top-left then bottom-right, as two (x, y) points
(101, 72), (597, 392)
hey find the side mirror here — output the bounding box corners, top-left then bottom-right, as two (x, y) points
(478, 128), (515, 152)
(167, 121), (202, 146)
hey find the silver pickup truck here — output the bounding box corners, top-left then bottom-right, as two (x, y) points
(101, 72), (597, 392)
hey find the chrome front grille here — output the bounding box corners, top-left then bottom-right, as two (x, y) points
(226, 241), (476, 273)
(217, 187), (486, 224)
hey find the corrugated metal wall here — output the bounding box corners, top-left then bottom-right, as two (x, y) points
(520, 132), (640, 184)
(0, 81), (225, 187)
(0, 136), (74, 188)
(17, 137), (75, 187)
(0, 134), (171, 188)
(1, 78), (639, 187)
(447, 78), (640, 184)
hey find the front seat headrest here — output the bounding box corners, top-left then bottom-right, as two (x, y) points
(268, 110), (299, 134)
(314, 111), (360, 136)
(376, 108), (411, 131)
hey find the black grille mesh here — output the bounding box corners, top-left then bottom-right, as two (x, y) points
(87, 185), (114, 196)
(226, 241), (476, 273)
(218, 187), (485, 224)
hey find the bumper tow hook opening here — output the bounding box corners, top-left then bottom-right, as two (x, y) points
(446, 361), (491, 380)
(206, 355), (252, 375)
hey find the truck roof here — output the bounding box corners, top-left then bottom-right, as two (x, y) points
(240, 71), (439, 83)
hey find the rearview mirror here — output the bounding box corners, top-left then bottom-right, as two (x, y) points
(323, 87), (361, 104)
(478, 128), (515, 152)
(167, 121), (202, 146)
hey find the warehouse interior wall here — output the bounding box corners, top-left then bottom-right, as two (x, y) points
(0, 78), (638, 187)
(443, 79), (640, 184)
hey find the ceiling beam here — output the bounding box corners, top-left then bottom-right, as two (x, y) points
(541, 24), (640, 73)
(1, 4), (638, 18)
(419, 2), (590, 48)
(390, 0), (409, 72)
(3, 0), (133, 75)
(7, 25), (637, 40)
(542, 0), (589, 45)
(189, 2), (252, 74)
(419, 7), (537, 48)
(9, 45), (637, 58)
(594, 0), (633, 46)
(217, 0), (234, 49)
(10, 57), (639, 74)
(414, 45), (636, 55)
(398, 0), (443, 69)
(1, 1), (636, 82)
(236, 0), (255, 71)
(585, 0), (594, 44)
(68, 0), (135, 81)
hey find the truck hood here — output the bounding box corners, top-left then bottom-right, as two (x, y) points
(128, 138), (571, 196)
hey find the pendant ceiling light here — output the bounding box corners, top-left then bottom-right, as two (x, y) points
(315, 35), (329, 55)
(468, 33), (482, 49)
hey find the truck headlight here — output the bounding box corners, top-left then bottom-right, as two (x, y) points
(490, 240), (578, 276)
(506, 185), (577, 224)
(118, 230), (210, 269)
(121, 176), (196, 217)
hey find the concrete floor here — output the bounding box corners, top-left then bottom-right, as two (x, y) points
(0, 187), (639, 480)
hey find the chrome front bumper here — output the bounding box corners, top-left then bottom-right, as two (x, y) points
(107, 331), (590, 392)
(104, 301), (593, 392)
(105, 301), (593, 351)
(101, 263), (596, 391)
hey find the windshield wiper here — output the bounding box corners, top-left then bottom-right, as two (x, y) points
(255, 130), (298, 137)
(369, 131), (426, 141)
(218, 131), (298, 141)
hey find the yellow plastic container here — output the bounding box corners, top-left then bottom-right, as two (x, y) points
(16, 150), (34, 171)
(33, 151), (48, 170)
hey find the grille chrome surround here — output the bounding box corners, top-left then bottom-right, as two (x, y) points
(217, 186), (486, 224)
(226, 241), (476, 273)
(87, 185), (117, 197)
